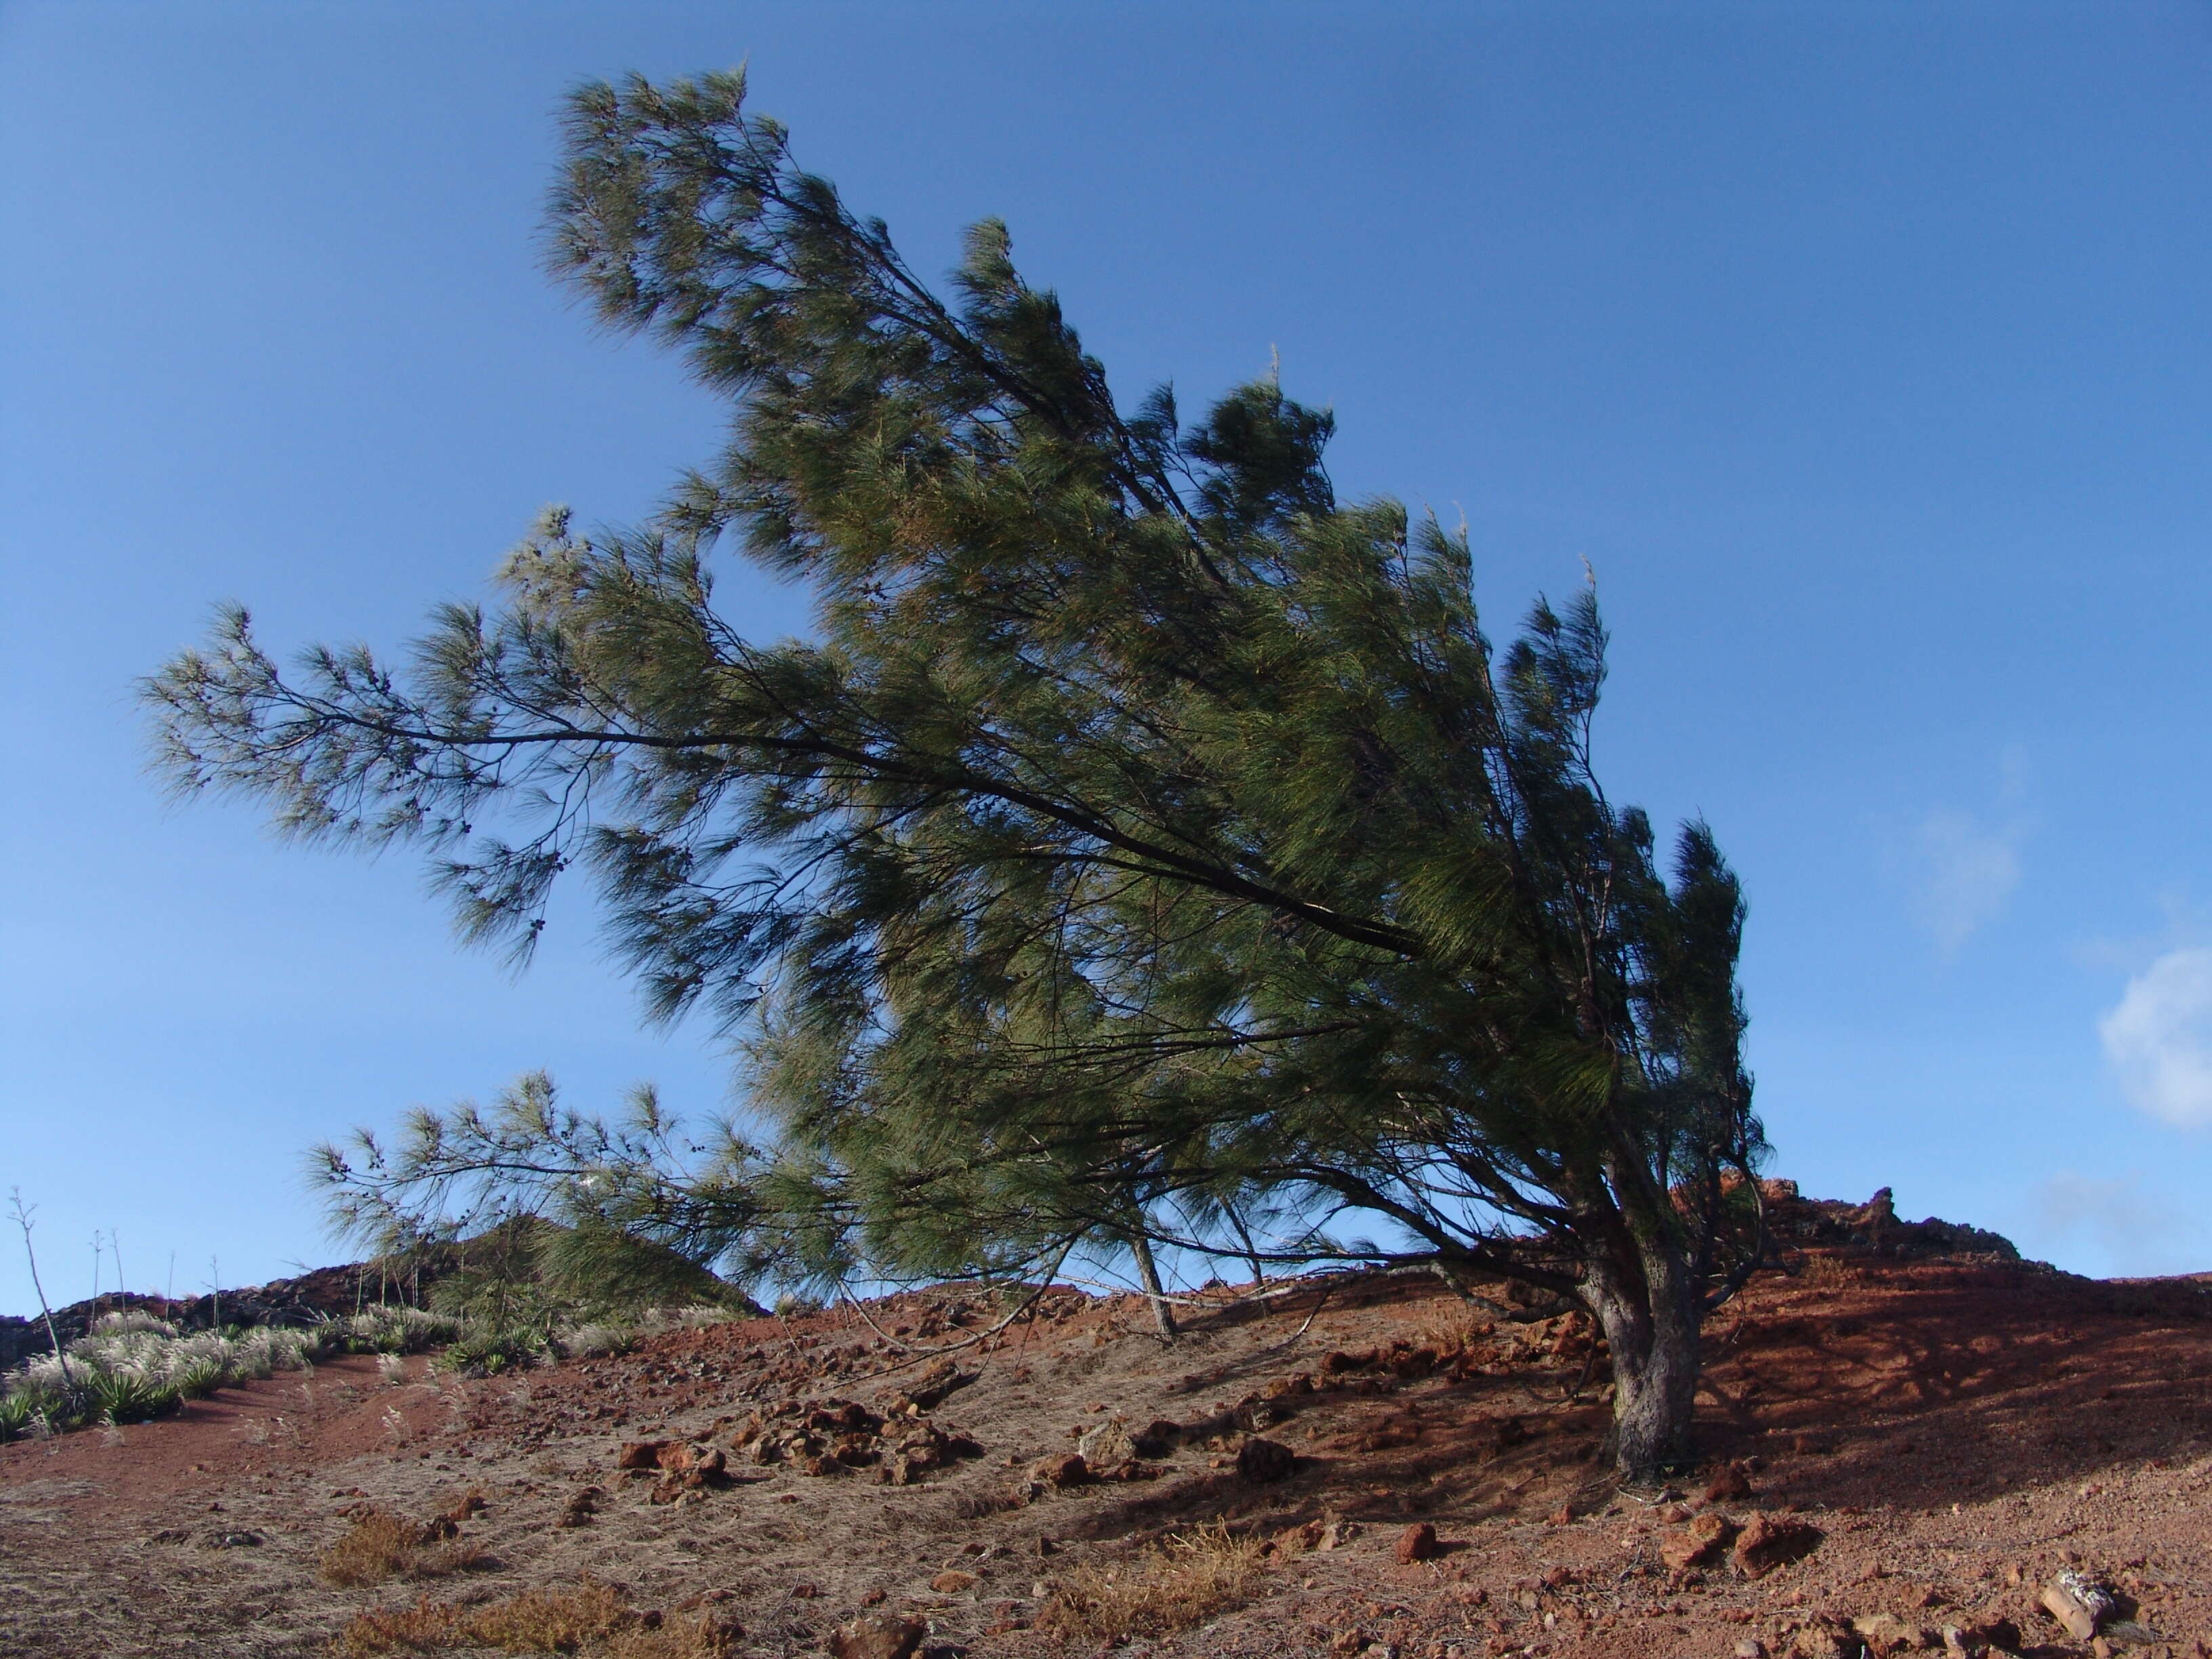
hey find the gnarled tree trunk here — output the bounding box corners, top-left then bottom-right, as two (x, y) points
(1583, 1238), (1702, 1482)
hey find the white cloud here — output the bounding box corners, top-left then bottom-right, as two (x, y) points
(1909, 808), (2022, 955)
(2100, 947), (2212, 1129)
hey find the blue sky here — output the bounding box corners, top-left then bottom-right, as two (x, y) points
(7, 2), (2212, 1312)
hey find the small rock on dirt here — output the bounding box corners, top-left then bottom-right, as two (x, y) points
(829, 1614), (928, 1659)
(1660, 1511), (1739, 1572)
(556, 1486), (601, 1528)
(2041, 1572), (2116, 1640)
(1394, 1522), (1440, 1563)
(1076, 1418), (1135, 1465)
(1939, 1619), (2020, 1658)
(1851, 1613), (1933, 1655)
(1786, 1615), (1862, 1659)
(1704, 1462), (1755, 1502)
(617, 1439), (670, 1471)
(1731, 1511), (1823, 1578)
(929, 1570), (977, 1594)
(1236, 1436), (1296, 1483)
(1030, 1452), (1088, 1489)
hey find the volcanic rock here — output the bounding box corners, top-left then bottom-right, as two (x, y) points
(617, 1439), (669, 1471)
(1076, 1418), (1135, 1466)
(1394, 1521), (1440, 1563)
(829, 1614), (927, 1659)
(1660, 1511), (1740, 1572)
(1236, 1436), (1296, 1483)
(1732, 1511), (1823, 1578)
(1030, 1452), (1088, 1489)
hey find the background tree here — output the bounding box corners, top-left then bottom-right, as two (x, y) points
(146, 68), (1767, 1479)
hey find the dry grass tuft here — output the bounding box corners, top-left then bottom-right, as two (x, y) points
(1412, 1306), (1486, 1353)
(318, 1507), (487, 1589)
(333, 1582), (739, 1658)
(1038, 1519), (1269, 1643)
(600, 1616), (744, 1659)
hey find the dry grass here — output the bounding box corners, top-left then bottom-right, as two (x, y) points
(318, 1508), (488, 1589)
(1411, 1306), (1486, 1353)
(333, 1582), (740, 1658)
(1038, 1520), (1269, 1643)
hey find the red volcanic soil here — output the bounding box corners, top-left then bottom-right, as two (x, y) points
(4, 1193), (2211, 1659)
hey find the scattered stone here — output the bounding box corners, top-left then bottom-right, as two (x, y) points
(1660, 1511), (1740, 1572)
(203, 1530), (263, 1549)
(1030, 1452), (1089, 1489)
(1236, 1436), (1296, 1483)
(436, 1492), (487, 1524)
(901, 1357), (977, 1410)
(1395, 1522), (1440, 1564)
(1938, 1619), (2020, 1658)
(929, 1570), (977, 1593)
(876, 1419), (983, 1486)
(617, 1439), (670, 1471)
(1850, 1613), (1934, 1655)
(2042, 1572), (2116, 1641)
(1786, 1614), (1864, 1659)
(1705, 1462), (1755, 1503)
(1734, 1641), (1770, 1659)
(1132, 1418), (1181, 1457)
(556, 1486), (601, 1528)
(1076, 1418), (1135, 1466)
(829, 1614), (928, 1659)
(1732, 1511), (1823, 1578)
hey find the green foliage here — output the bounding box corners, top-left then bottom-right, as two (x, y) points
(170, 1357), (225, 1399)
(0, 1388), (40, 1441)
(144, 68), (1767, 1473)
(87, 1368), (180, 1426)
(432, 1327), (539, 1378)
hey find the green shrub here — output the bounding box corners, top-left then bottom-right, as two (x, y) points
(432, 1327), (544, 1377)
(0, 1390), (35, 1442)
(171, 1357), (224, 1399)
(87, 1369), (180, 1426)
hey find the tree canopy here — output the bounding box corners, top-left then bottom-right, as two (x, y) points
(146, 68), (1765, 1477)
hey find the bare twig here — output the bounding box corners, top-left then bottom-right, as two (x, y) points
(1252, 1284), (1333, 1355)
(7, 1190), (73, 1390)
(837, 1237), (1080, 1370)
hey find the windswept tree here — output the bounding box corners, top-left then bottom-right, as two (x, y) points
(147, 68), (1766, 1479)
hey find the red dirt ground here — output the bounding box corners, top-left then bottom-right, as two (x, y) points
(5, 1198), (2211, 1659)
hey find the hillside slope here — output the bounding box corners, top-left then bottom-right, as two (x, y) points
(3, 1190), (2209, 1659)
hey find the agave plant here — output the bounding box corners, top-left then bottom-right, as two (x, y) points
(0, 1390), (36, 1442)
(87, 1368), (179, 1426)
(170, 1357), (225, 1399)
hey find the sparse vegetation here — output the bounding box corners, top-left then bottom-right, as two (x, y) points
(332, 1580), (735, 1657)
(318, 1507), (488, 1588)
(1038, 1520), (1271, 1642)
(0, 1304), (459, 1441)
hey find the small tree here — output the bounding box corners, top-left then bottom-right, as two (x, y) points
(147, 68), (1765, 1479)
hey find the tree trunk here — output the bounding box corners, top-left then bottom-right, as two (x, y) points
(1584, 1240), (1701, 1482)
(1127, 1232), (1178, 1340)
